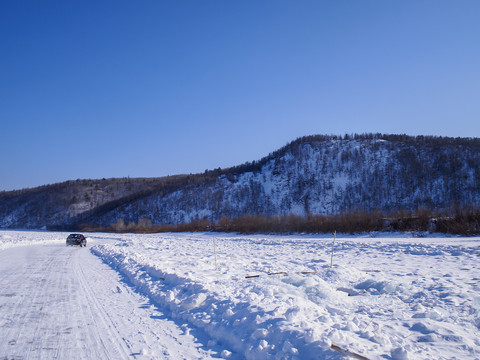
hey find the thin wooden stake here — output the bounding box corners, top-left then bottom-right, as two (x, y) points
(213, 235), (218, 270)
(330, 230), (336, 268)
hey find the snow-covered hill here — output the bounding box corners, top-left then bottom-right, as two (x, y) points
(1, 134), (480, 229)
(74, 134), (480, 228)
(0, 176), (182, 229)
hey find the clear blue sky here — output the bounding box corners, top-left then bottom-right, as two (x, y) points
(1, 1), (479, 191)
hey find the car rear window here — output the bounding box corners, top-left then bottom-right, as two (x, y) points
(68, 234), (84, 239)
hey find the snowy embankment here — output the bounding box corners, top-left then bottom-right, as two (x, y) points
(0, 230), (66, 250)
(90, 232), (480, 360)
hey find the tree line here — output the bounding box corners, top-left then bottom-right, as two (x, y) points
(76, 206), (480, 235)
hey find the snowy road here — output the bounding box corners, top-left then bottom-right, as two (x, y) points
(0, 235), (215, 360)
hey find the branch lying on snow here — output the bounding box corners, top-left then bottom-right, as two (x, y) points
(331, 344), (369, 360)
(267, 271), (288, 275)
(245, 271), (317, 279)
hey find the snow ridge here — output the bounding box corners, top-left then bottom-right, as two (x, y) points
(91, 243), (330, 359)
(90, 232), (480, 359)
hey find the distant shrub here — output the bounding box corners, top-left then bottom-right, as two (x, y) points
(77, 206), (480, 235)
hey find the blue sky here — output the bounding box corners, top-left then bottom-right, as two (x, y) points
(1, 1), (479, 191)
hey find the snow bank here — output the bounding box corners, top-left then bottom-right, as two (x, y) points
(0, 230), (65, 250)
(91, 233), (480, 359)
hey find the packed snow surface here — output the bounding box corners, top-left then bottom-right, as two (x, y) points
(1, 230), (479, 359)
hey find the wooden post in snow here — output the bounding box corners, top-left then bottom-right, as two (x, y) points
(330, 230), (336, 268)
(331, 344), (369, 360)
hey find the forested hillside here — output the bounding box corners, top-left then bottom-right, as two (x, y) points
(0, 176), (182, 228)
(2, 134), (480, 232)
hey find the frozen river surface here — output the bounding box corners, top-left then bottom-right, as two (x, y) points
(0, 230), (479, 359)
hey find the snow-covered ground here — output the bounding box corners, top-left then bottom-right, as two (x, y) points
(1, 230), (479, 359)
(0, 231), (216, 360)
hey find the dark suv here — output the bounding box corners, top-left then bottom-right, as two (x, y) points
(66, 233), (87, 247)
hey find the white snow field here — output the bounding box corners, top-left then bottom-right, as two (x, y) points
(0, 231), (216, 360)
(1, 230), (479, 359)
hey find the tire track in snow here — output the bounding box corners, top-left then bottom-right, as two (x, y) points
(0, 234), (218, 360)
(72, 248), (131, 359)
(82, 241), (218, 359)
(0, 246), (67, 359)
(0, 244), (130, 359)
